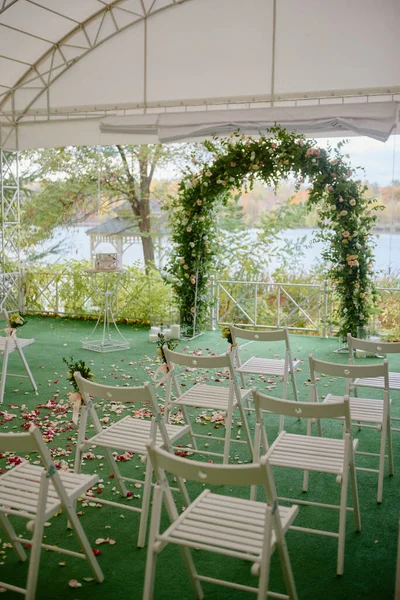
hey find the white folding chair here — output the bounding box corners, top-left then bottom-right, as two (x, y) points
(163, 348), (253, 464)
(348, 333), (400, 432)
(0, 309), (37, 404)
(252, 391), (361, 576)
(230, 325), (300, 429)
(0, 425), (103, 599)
(144, 439), (298, 600)
(74, 374), (190, 548)
(309, 356), (393, 503)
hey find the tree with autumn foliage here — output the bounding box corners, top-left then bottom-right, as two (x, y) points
(20, 144), (191, 269)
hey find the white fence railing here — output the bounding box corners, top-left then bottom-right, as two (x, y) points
(2, 267), (400, 336)
(210, 278), (330, 335)
(20, 266), (174, 323)
(210, 277), (400, 337)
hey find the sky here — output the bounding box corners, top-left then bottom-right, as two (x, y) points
(317, 135), (399, 186)
(156, 135), (400, 187)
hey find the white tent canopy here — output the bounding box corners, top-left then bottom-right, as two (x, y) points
(1, 0), (400, 150)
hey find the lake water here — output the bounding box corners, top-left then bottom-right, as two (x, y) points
(33, 226), (400, 275)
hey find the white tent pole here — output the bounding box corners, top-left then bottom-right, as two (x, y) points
(388, 134), (397, 274)
(270, 0), (277, 108)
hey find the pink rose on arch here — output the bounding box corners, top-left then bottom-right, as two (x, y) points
(343, 231), (350, 238)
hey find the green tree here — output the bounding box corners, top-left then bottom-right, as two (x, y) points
(20, 144), (192, 269)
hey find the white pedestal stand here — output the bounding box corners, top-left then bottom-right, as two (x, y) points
(81, 269), (130, 353)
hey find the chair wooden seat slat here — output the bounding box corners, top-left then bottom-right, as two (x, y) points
(237, 357), (301, 377)
(0, 463), (97, 518)
(311, 355), (393, 504)
(230, 326), (300, 432)
(325, 394), (386, 422)
(0, 309), (37, 404)
(74, 375), (190, 548)
(163, 350), (253, 464)
(253, 390), (361, 576)
(353, 373), (400, 389)
(85, 416), (189, 453)
(0, 427), (103, 599)
(143, 440), (298, 599)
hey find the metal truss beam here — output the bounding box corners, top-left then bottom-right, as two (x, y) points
(0, 0), (191, 124)
(0, 147), (20, 310)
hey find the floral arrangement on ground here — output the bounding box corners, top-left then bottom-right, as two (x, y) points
(166, 126), (381, 339)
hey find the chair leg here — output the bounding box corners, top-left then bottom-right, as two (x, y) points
(178, 546), (204, 599)
(257, 507), (273, 600)
(138, 458), (153, 548)
(239, 373), (252, 415)
(275, 529), (298, 600)
(223, 402), (233, 464)
(302, 418), (313, 492)
(0, 513), (27, 561)
(387, 414), (394, 477)
(278, 374), (289, 432)
(290, 368), (299, 403)
(103, 447), (128, 496)
(349, 460), (361, 532)
(163, 376), (172, 423)
(143, 486), (162, 600)
(15, 345), (37, 393)
(237, 398), (253, 460)
(182, 405), (198, 452)
(337, 465), (350, 576)
(26, 475), (49, 600)
(65, 503), (104, 583)
(0, 350), (9, 404)
(377, 421), (387, 504)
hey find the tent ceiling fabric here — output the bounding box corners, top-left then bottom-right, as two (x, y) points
(0, 0), (400, 150)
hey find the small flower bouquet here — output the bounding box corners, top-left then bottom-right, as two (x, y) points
(63, 357), (94, 392)
(156, 333), (178, 368)
(221, 326), (233, 346)
(9, 313), (26, 329)
(63, 357), (93, 423)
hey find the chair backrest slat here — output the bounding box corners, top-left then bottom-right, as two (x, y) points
(253, 389), (350, 420)
(310, 356), (389, 381)
(230, 324), (288, 344)
(348, 333), (400, 355)
(74, 372), (154, 404)
(0, 431), (38, 454)
(147, 441), (267, 487)
(163, 347), (234, 370)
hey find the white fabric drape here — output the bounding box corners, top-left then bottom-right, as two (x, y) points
(100, 102), (398, 144)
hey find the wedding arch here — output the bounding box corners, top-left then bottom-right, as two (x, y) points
(167, 126), (380, 339)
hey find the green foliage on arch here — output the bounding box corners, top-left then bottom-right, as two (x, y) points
(167, 126), (380, 338)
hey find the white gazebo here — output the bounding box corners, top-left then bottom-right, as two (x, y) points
(86, 200), (168, 268)
(1, 0), (399, 306)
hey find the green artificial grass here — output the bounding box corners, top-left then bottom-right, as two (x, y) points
(0, 316), (399, 599)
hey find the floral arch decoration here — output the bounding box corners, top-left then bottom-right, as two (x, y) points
(167, 126), (380, 339)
